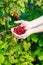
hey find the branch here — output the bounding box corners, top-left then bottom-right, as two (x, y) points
(0, 30), (11, 35)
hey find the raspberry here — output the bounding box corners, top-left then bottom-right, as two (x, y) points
(13, 26), (26, 35)
(14, 28), (17, 34)
(13, 14), (19, 18)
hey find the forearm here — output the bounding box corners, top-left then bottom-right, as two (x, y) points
(29, 16), (43, 28)
(31, 24), (43, 34)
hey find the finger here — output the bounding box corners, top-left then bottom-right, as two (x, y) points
(11, 28), (21, 38)
(14, 20), (23, 24)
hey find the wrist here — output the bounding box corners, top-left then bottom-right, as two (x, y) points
(31, 16), (43, 25)
(30, 25), (43, 34)
(28, 16), (43, 29)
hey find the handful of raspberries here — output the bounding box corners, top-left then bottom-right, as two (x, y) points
(13, 26), (26, 35)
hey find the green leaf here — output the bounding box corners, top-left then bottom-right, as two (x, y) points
(28, 56), (34, 62)
(39, 39), (43, 47)
(9, 56), (18, 64)
(19, 57), (25, 62)
(36, 64), (39, 65)
(13, 45), (22, 58)
(0, 64), (1, 65)
(38, 52), (43, 61)
(23, 41), (31, 51)
(0, 12), (3, 17)
(4, 60), (11, 65)
(29, 63), (33, 65)
(5, 34), (12, 40)
(41, 6), (43, 10)
(9, 56), (15, 64)
(31, 34), (38, 43)
(41, 61), (43, 65)
(0, 50), (6, 55)
(34, 48), (40, 56)
(0, 42), (8, 49)
(0, 21), (5, 25)
(27, 36), (31, 42)
(5, 63), (11, 65)
(0, 40), (3, 44)
(0, 54), (5, 63)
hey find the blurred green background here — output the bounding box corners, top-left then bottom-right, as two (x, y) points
(0, 0), (43, 65)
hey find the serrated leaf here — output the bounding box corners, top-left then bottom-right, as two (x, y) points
(5, 63), (11, 65)
(0, 40), (3, 44)
(29, 63), (33, 65)
(27, 36), (31, 42)
(23, 41), (31, 51)
(39, 39), (43, 47)
(0, 54), (5, 63)
(41, 6), (43, 10)
(36, 1), (42, 6)
(31, 34), (38, 43)
(9, 56), (18, 64)
(38, 52), (43, 61)
(0, 42), (8, 49)
(1, 21), (5, 25)
(34, 49), (40, 56)
(4, 60), (11, 65)
(0, 50), (5, 55)
(9, 56), (15, 64)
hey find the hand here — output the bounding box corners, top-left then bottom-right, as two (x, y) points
(11, 20), (33, 39)
(14, 20), (31, 29)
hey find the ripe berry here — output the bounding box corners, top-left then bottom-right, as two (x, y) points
(13, 26), (26, 35)
(13, 14), (19, 18)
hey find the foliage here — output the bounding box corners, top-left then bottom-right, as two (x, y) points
(0, 0), (43, 65)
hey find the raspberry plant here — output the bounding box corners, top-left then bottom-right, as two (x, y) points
(0, 0), (43, 65)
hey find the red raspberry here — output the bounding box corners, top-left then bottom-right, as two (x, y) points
(13, 26), (26, 35)
(13, 14), (19, 18)
(14, 28), (17, 34)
